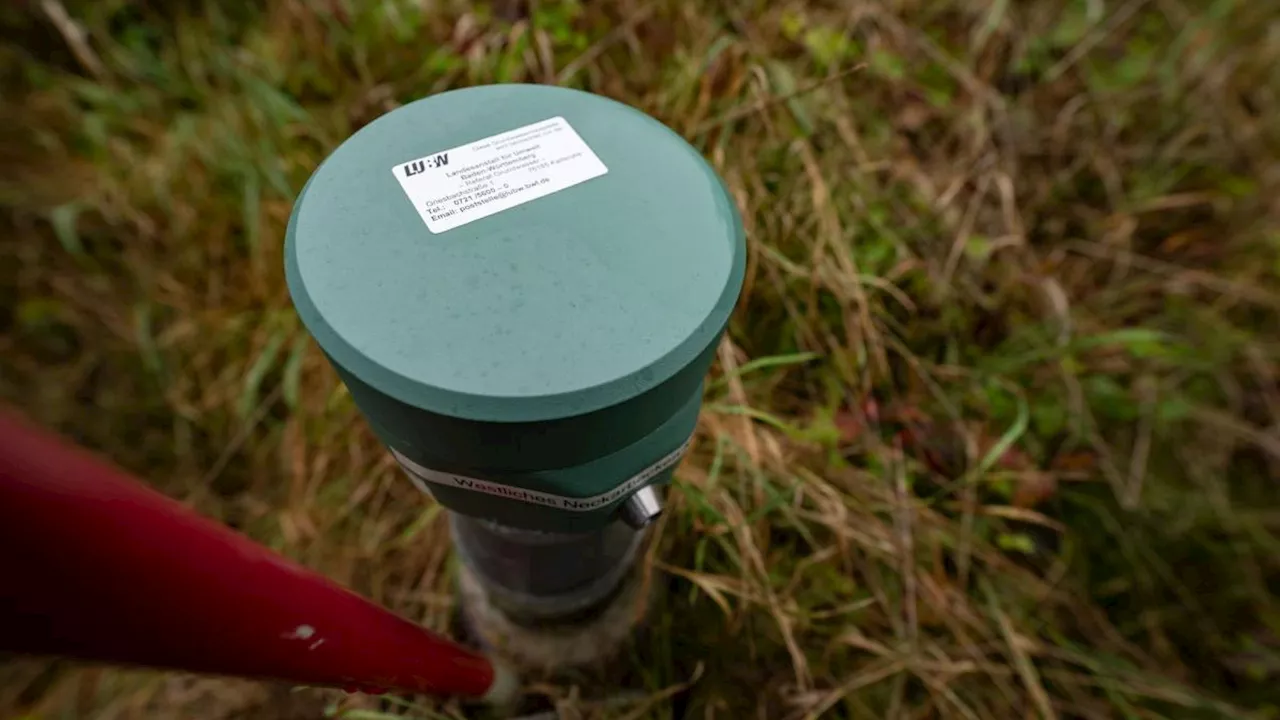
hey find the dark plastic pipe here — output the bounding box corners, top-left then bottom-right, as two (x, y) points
(0, 408), (515, 703)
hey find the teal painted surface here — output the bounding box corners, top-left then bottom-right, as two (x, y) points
(285, 85), (744, 529)
(420, 384), (703, 533)
(286, 84), (743, 423)
(332, 339), (717, 474)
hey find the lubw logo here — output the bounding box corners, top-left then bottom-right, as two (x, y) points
(403, 153), (449, 177)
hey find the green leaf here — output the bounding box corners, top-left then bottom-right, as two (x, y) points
(1115, 42), (1155, 87)
(1156, 395), (1193, 425)
(802, 26), (855, 70)
(326, 383), (352, 413)
(1032, 399), (1067, 437)
(678, 481), (727, 527)
(746, 476), (795, 523)
(1050, 0), (1093, 48)
(765, 61), (814, 136)
(241, 170), (261, 254)
(1016, 39), (1054, 75)
(16, 298), (65, 328)
(700, 35), (738, 76)
(397, 505), (442, 545)
(780, 11), (805, 41)
(49, 203), (85, 256)
(326, 710), (405, 720)
(997, 532), (1036, 554)
(1084, 375), (1137, 422)
(425, 48), (463, 75)
(133, 303), (163, 377)
(1221, 175), (1257, 199)
(1090, 328), (1170, 359)
(708, 351), (820, 392)
(990, 476), (1014, 500)
(983, 376), (1019, 422)
(964, 234), (994, 262)
(919, 63), (957, 108)
(976, 380), (1029, 477)
(282, 335), (310, 409)
(706, 403), (803, 437)
(238, 331), (285, 419)
(868, 49), (906, 80)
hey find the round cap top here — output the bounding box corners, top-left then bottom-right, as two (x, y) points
(286, 85), (745, 423)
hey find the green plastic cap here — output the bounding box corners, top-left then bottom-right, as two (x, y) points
(285, 84), (745, 530)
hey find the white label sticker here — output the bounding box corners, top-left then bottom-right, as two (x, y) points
(391, 435), (692, 511)
(390, 116), (608, 233)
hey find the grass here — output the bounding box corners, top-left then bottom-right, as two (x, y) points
(2, 0), (1279, 717)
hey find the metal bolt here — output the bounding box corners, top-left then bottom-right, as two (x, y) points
(619, 486), (663, 529)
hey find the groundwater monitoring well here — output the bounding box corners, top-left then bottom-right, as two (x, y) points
(285, 84), (746, 670)
(0, 84), (745, 707)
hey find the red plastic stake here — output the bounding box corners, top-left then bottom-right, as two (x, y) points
(0, 408), (515, 702)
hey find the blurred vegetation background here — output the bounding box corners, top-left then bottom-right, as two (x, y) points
(2, 0), (1279, 718)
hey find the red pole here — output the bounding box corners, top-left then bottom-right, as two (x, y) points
(0, 408), (514, 702)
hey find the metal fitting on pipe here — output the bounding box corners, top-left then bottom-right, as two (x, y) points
(619, 486), (664, 529)
(286, 84), (745, 670)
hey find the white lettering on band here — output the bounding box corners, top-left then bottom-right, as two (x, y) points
(390, 435), (693, 511)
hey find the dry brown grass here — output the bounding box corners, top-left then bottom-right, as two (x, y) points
(3, 0), (1279, 718)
